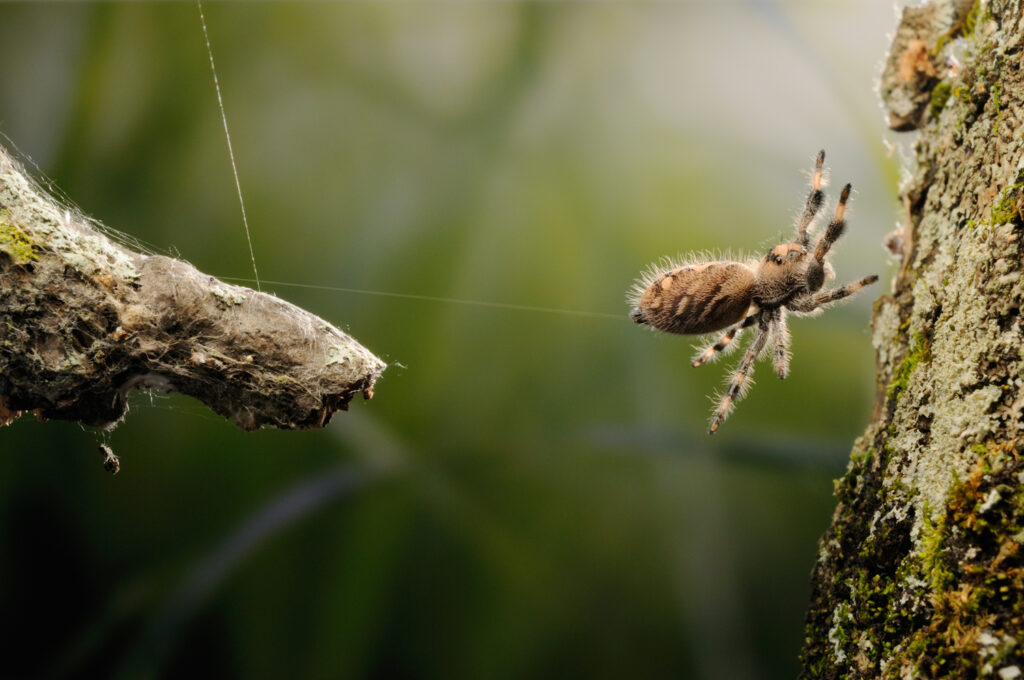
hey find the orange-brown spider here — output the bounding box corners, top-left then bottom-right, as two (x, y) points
(628, 151), (878, 433)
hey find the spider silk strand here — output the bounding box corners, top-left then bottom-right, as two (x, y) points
(218, 277), (623, 320)
(197, 0), (261, 291)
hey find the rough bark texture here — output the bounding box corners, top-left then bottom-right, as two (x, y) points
(0, 143), (385, 431)
(800, 1), (1024, 677)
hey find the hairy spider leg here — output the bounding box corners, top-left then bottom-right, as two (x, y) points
(813, 183), (851, 264)
(788, 275), (879, 314)
(796, 150), (826, 248)
(691, 314), (758, 367)
(768, 308), (792, 379)
(709, 316), (770, 434)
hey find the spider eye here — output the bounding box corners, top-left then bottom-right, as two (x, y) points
(774, 255), (783, 265)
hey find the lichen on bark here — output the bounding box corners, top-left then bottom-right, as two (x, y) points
(0, 142), (385, 432)
(801, 1), (1024, 677)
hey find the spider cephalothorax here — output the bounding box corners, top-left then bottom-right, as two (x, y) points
(628, 151), (878, 433)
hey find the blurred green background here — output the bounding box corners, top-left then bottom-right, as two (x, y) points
(0, 2), (900, 678)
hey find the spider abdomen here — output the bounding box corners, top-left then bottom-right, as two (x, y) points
(630, 261), (755, 335)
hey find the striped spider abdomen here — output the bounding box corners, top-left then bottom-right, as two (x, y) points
(629, 261), (756, 335)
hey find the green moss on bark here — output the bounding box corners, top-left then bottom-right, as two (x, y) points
(885, 333), (931, 404)
(0, 210), (37, 264)
(886, 444), (1024, 678)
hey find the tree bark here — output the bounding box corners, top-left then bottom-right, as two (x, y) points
(800, 1), (1024, 677)
(0, 143), (385, 432)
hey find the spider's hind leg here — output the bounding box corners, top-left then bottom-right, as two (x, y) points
(709, 318), (770, 434)
(691, 314), (757, 368)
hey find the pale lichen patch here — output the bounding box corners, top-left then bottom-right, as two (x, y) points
(211, 284), (246, 307)
(828, 602), (853, 665)
(325, 343), (351, 367)
(907, 275), (938, 342)
(999, 665), (1023, 680)
(872, 299), (902, 375)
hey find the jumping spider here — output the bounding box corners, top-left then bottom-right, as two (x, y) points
(628, 151), (878, 434)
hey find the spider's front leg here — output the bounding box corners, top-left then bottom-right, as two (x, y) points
(691, 314), (757, 367)
(807, 183), (851, 292)
(795, 150), (826, 248)
(788, 275), (880, 314)
(709, 317), (770, 434)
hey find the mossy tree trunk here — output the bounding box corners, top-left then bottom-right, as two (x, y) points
(799, 1), (1024, 677)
